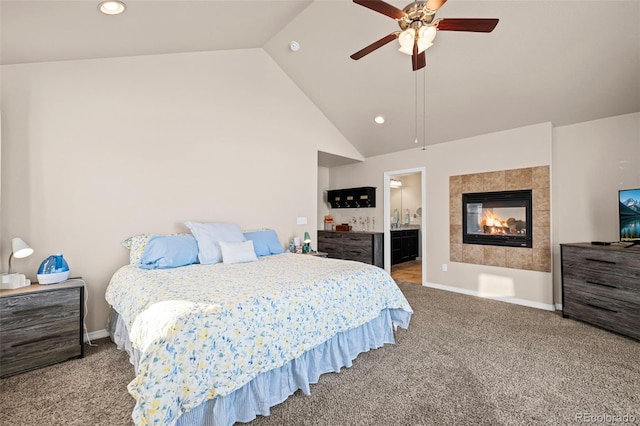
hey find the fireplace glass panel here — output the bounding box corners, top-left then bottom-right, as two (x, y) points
(462, 190), (532, 248)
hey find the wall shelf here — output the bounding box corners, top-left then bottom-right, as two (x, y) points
(327, 187), (376, 208)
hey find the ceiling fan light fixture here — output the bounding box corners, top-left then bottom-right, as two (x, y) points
(398, 28), (415, 55)
(416, 26), (436, 53)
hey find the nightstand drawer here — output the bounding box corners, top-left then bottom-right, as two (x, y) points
(0, 287), (81, 330)
(0, 318), (81, 376)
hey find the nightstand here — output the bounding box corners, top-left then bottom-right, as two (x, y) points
(0, 281), (84, 378)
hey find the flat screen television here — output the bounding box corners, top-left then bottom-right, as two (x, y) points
(618, 187), (640, 247)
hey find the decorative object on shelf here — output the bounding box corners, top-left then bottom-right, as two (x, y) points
(323, 215), (334, 231)
(303, 232), (312, 253)
(1, 237), (34, 290)
(37, 253), (70, 285)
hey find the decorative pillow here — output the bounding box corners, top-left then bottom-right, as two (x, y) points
(121, 234), (153, 265)
(219, 240), (258, 265)
(138, 235), (199, 270)
(243, 230), (284, 256)
(184, 221), (246, 265)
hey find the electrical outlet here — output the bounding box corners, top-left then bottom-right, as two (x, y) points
(296, 217), (307, 225)
(442, 263), (448, 272)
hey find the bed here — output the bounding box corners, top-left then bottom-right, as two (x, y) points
(106, 228), (413, 426)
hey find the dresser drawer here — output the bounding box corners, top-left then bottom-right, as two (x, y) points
(317, 241), (341, 258)
(317, 231), (342, 242)
(341, 233), (371, 247)
(564, 293), (640, 341)
(562, 245), (640, 282)
(563, 267), (640, 294)
(343, 248), (372, 264)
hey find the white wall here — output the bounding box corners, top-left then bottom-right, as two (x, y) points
(552, 112), (640, 304)
(330, 123), (554, 307)
(0, 49), (361, 333)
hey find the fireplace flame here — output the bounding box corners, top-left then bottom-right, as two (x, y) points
(482, 211), (511, 234)
(482, 212), (507, 228)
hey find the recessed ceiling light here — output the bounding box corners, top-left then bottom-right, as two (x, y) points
(98, 0), (126, 15)
(374, 115), (385, 124)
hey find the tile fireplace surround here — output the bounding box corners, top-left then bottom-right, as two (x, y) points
(449, 166), (551, 272)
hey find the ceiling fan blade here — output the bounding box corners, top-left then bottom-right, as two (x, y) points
(425, 0), (447, 12)
(353, 0), (406, 20)
(411, 41), (426, 71)
(437, 18), (499, 32)
(412, 51), (426, 71)
(350, 33), (398, 60)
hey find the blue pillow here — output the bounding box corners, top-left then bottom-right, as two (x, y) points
(139, 235), (199, 269)
(243, 230), (284, 256)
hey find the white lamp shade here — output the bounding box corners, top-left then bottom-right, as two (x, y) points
(417, 26), (437, 54)
(418, 26), (437, 44)
(11, 237), (33, 259)
(398, 29), (415, 55)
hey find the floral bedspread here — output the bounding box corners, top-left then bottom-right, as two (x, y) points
(105, 253), (413, 425)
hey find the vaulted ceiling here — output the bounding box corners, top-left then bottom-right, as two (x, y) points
(2, 1), (639, 161)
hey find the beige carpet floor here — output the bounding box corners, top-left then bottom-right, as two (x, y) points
(1, 282), (639, 425)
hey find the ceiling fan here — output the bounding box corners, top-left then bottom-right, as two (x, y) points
(350, 0), (499, 71)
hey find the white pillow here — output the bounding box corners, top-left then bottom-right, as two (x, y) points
(219, 240), (258, 265)
(184, 221), (246, 265)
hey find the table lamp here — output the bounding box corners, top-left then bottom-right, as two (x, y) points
(303, 232), (312, 254)
(1, 237), (34, 290)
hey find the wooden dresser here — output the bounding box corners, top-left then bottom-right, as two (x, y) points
(317, 231), (383, 268)
(560, 243), (640, 340)
(0, 281), (84, 377)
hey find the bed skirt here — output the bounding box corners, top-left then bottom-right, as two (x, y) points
(108, 308), (411, 426)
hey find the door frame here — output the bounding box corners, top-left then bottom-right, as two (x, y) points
(383, 167), (427, 285)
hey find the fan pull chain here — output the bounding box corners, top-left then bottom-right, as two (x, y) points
(414, 71), (419, 144)
(422, 68), (427, 151)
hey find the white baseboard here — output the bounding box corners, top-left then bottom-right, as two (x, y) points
(555, 303), (563, 311)
(423, 281), (557, 311)
(85, 329), (109, 342)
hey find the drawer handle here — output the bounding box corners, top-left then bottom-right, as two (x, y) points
(585, 257), (616, 265)
(586, 280), (617, 289)
(586, 303), (617, 314)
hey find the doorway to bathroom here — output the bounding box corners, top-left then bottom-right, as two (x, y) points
(384, 167), (426, 285)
